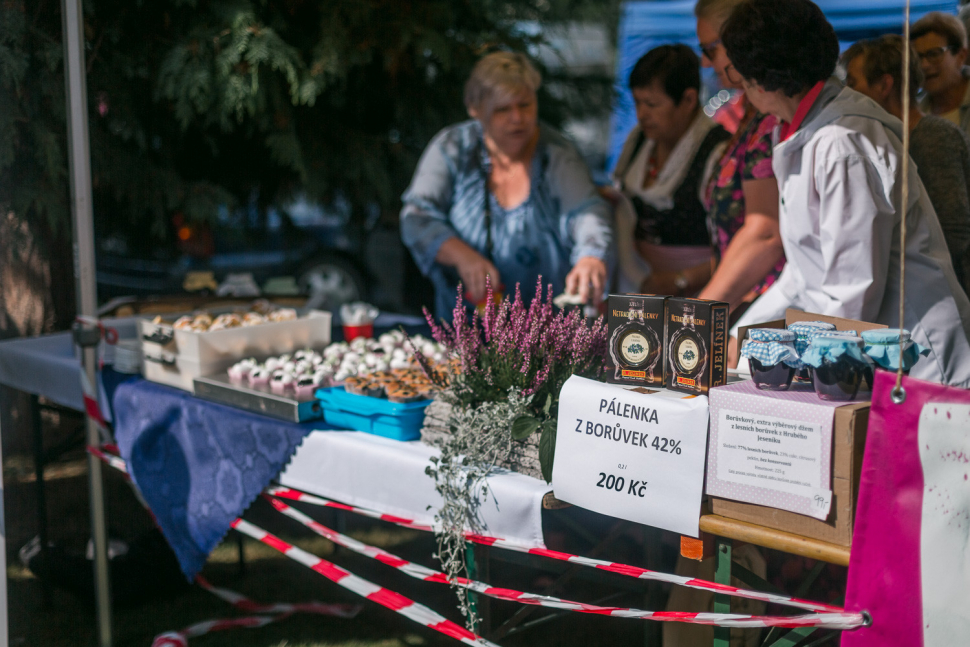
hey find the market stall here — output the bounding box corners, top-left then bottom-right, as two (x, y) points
(31, 0), (969, 644)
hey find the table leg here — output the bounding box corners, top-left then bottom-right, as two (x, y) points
(464, 542), (479, 632)
(0, 394), (10, 644)
(30, 395), (52, 608)
(235, 530), (246, 576)
(713, 538), (732, 647)
(643, 526), (662, 647)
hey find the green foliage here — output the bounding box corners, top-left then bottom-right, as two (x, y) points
(2, 0), (618, 246)
(425, 387), (535, 627)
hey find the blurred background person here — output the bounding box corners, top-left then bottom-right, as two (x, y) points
(400, 52), (613, 320)
(842, 34), (970, 296)
(912, 12), (970, 134)
(693, 0), (785, 323)
(722, 0), (970, 386)
(609, 44), (729, 295)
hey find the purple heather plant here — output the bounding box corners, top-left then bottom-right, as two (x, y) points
(422, 277), (607, 416)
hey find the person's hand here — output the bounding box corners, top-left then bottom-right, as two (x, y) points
(565, 256), (607, 303)
(597, 185), (623, 207)
(456, 250), (501, 304)
(728, 336), (739, 369)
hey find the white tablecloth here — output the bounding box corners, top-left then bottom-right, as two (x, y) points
(280, 430), (552, 548)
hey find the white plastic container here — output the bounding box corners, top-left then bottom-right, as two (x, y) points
(140, 310), (332, 391)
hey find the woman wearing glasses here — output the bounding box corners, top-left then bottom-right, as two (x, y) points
(723, 0), (970, 387)
(912, 12), (970, 135)
(692, 0), (785, 321)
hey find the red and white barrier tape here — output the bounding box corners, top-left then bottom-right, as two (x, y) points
(266, 486), (435, 532)
(265, 495), (864, 631)
(90, 453), (860, 632)
(231, 518), (500, 646)
(195, 574), (362, 618)
(151, 576), (363, 645)
(265, 486), (842, 615)
(87, 446), (129, 477)
(84, 449), (362, 646)
(152, 614), (288, 647)
(74, 315), (114, 441)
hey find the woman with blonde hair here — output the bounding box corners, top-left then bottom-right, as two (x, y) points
(400, 51), (613, 318)
(692, 0), (785, 322)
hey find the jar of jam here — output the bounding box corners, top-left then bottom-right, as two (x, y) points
(808, 329), (871, 391)
(801, 335), (867, 401)
(862, 328), (927, 376)
(739, 328), (800, 391)
(788, 321), (836, 383)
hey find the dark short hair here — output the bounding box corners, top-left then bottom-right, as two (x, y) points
(722, 0), (840, 97)
(911, 11), (967, 51)
(628, 44), (700, 105)
(842, 35), (923, 104)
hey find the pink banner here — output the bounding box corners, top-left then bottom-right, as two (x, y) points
(842, 370), (970, 647)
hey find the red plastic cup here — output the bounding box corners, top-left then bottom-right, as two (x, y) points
(342, 322), (374, 341)
(464, 284), (505, 313)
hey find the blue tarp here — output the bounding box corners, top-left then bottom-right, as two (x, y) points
(608, 0), (958, 171)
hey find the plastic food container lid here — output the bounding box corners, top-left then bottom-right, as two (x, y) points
(861, 328), (911, 344)
(748, 328), (797, 342)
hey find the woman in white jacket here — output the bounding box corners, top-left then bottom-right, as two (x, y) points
(721, 0), (970, 387)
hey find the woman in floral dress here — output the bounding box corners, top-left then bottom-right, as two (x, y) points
(694, 0), (786, 324)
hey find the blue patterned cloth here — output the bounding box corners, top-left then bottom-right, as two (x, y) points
(112, 379), (316, 579)
(400, 120), (614, 319)
(801, 335), (866, 368)
(862, 328), (929, 371)
(741, 328), (801, 367)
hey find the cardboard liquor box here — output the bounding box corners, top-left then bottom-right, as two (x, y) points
(606, 294), (668, 387)
(665, 297), (729, 394)
(710, 309), (885, 545)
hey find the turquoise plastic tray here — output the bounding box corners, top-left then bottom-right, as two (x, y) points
(314, 386), (432, 441)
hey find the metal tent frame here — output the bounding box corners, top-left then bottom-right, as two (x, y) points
(61, 0), (113, 644)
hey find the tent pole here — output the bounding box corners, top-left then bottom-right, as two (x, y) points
(60, 0), (113, 645)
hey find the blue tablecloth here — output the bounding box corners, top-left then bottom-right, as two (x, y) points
(107, 313), (431, 579)
(112, 378), (318, 579)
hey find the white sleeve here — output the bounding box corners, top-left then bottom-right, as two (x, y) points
(812, 151), (893, 321)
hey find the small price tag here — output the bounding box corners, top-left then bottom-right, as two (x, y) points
(812, 489), (833, 517)
(552, 376), (710, 537)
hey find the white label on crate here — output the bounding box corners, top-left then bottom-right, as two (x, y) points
(552, 376), (710, 537)
(715, 408), (832, 518)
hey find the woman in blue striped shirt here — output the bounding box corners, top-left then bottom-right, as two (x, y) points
(400, 52), (614, 320)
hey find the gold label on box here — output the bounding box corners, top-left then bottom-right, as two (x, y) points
(619, 331), (650, 364)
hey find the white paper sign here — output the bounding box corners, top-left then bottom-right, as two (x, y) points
(552, 376), (710, 536)
(919, 403), (970, 646)
(714, 408), (832, 518)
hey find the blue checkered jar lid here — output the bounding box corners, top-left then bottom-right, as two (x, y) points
(741, 328), (801, 367)
(861, 328), (927, 370)
(809, 329), (858, 340)
(748, 328), (796, 342)
(801, 335), (866, 368)
(788, 321), (837, 337)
